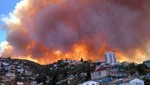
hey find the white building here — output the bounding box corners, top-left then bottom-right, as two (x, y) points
(109, 78), (144, 85)
(105, 52), (117, 65)
(77, 80), (100, 85)
(128, 78), (144, 85)
(17, 82), (24, 85)
(30, 81), (37, 85)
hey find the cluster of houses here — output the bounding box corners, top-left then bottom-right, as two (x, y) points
(78, 64), (145, 85)
(0, 57), (39, 85)
(0, 57), (88, 85)
(78, 52), (145, 85)
(0, 51), (149, 85)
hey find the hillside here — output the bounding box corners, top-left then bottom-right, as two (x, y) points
(0, 58), (95, 85)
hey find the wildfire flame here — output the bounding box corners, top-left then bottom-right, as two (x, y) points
(1, 0), (150, 64)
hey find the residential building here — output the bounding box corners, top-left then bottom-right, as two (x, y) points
(105, 52), (117, 65)
(109, 78), (144, 85)
(121, 61), (129, 66)
(30, 81), (37, 85)
(91, 65), (127, 83)
(143, 60), (150, 68)
(77, 80), (100, 85)
(17, 82), (24, 85)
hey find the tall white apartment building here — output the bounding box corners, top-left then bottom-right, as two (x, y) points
(105, 52), (117, 65)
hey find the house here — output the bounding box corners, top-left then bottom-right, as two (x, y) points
(77, 80), (100, 85)
(143, 60), (150, 68)
(91, 65), (112, 80)
(17, 82), (24, 85)
(91, 65), (113, 83)
(128, 78), (144, 85)
(109, 78), (144, 85)
(17, 68), (24, 74)
(91, 65), (127, 83)
(147, 73), (150, 79)
(121, 61), (129, 66)
(30, 81), (37, 85)
(5, 73), (16, 81)
(2, 62), (9, 66)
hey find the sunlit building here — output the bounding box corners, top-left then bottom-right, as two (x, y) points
(105, 52), (117, 65)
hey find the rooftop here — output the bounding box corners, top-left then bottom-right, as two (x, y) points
(93, 65), (114, 72)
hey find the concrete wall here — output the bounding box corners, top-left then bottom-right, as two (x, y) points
(91, 70), (107, 80)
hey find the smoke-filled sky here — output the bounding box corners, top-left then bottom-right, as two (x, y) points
(0, 0), (20, 51)
(1, 0), (150, 64)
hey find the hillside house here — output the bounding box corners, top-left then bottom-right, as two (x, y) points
(91, 65), (127, 83)
(109, 77), (144, 85)
(77, 80), (100, 85)
(143, 60), (150, 68)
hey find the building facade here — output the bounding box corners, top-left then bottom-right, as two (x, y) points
(77, 81), (100, 85)
(91, 65), (127, 84)
(143, 60), (150, 68)
(105, 52), (117, 65)
(109, 78), (144, 85)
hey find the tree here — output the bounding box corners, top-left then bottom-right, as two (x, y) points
(128, 62), (137, 75)
(137, 63), (148, 75)
(80, 58), (83, 62)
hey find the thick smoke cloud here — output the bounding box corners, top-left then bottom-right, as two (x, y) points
(1, 0), (150, 64)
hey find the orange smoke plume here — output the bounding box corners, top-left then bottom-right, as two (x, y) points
(1, 0), (150, 64)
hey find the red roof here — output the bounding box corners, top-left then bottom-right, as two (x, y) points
(93, 65), (113, 72)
